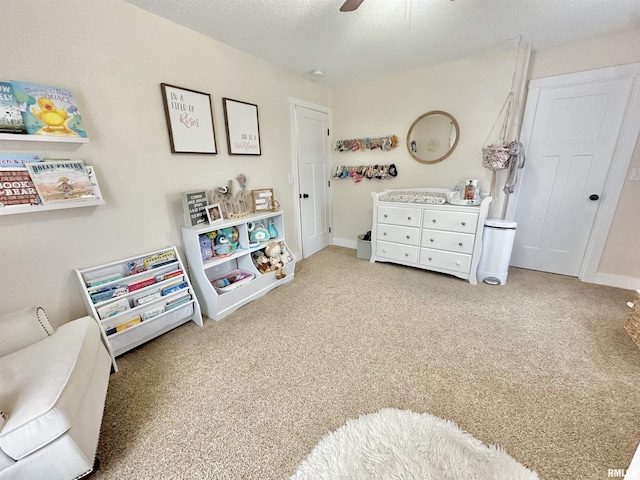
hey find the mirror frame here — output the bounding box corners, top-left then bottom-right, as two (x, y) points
(406, 110), (460, 164)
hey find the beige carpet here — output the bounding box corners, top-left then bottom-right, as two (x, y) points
(93, 246), (640, 480)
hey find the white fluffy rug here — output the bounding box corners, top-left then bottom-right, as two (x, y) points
(291, 408), (539, 480)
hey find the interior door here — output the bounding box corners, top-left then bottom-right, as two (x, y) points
(509, 77), (634, 276)
(295, 105), (331, 258)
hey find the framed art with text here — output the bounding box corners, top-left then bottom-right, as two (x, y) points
(222, 98), (261, 155)
(182, 190), (209, 227)
(161, 83), (217, 154)
(251, 188), (274, 212)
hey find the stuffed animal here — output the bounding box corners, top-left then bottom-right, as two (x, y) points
(278, 242), (293, 266)
(264, 241), (281, 260)
(214, 230), (232, 256)
(255, 255), (271, 274)
(199, 234), (213, 261)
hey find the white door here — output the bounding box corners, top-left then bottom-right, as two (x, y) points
(295, 105), (331, 258)
(509, 77), (634, 276)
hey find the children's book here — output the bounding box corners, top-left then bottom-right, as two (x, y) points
(0, 169), (40, 205)
(0, 82), (27, 134)
(10, 81), (88, 138)
(26, 160), (96, 203)
(0, 153), (43, 169)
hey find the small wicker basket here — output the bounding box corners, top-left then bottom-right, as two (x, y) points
(625, 291), (640, 349)
(482, 143), (511, 170)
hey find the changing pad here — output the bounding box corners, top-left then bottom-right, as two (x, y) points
(378, 191), (447, 205)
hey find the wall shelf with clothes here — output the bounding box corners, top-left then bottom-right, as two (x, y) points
(333, 163), (398, 183)
(334, 134), (399, 152)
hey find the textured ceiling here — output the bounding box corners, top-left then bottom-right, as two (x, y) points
(123, 0), (640, 87)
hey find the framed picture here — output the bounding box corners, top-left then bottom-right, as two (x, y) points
(222, 98), (261, 155)
(160, 83), (217, 154)
(182, 190), (209, 227)
(205, 203), (224, 224)
(251, 188), (274, 212)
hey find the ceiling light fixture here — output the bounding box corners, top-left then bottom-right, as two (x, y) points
(311, 69), (324, 77)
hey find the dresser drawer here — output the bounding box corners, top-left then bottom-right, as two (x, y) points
(376, 240), (419, 263)
(421, 229), (475, 254)
(377, 224), (420, 246)
(377, 206), (421, 227)
(422, 210), (478, 233)
(419, 247), (472, 273)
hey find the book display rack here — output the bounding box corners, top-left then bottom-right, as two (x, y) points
(75, 246), (202, 371)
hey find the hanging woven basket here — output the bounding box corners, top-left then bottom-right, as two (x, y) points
(482, 141), (512, 170)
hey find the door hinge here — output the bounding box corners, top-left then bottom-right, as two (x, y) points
(327, 129), (330, 136)
(329, 227), (332, 233)
(328, 180), (331, 188)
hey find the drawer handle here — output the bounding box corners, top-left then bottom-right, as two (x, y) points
(456, 260), (461, 266)
(432, 219), (437, 223)
(404, 253), (409, 257)
(461, 221), (466, 226)
(406, 235), (410, 239)
(428, 257), (432, 261)
(458, 242), (463, 246)
(383, 232), (387, 236)
(384, 214), (388, 218)
(430, 238), (434, 242)
(382, 249), (386, 253)
(407, 216), (412, 221)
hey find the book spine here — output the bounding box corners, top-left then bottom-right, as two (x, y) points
(127, 277), (156, 292)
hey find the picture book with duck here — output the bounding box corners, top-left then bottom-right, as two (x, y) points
(0, 82), (27, 134)
(10, 81), (88, 138)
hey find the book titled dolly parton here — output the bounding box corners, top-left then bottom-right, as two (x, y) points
(26, 160), (96, 204)
(10, 81), (88, 138)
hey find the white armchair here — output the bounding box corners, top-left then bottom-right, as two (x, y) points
(0, 307), (111, 480)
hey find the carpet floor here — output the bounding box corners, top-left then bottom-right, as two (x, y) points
(92, 246), (640, 480)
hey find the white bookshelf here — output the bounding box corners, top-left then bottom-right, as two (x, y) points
(0, 133), (89, 143)
(181, 211), (296, 321)
(75, 246), (203, 371)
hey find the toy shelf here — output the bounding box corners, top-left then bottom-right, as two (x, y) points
(181, 210), (296, 321)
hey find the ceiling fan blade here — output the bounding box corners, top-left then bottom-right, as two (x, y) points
(340, 0), (365, 12)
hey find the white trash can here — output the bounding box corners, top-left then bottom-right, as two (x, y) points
(477, 219), (517, 285)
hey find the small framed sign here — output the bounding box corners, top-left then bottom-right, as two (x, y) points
(251, 188), (274, 212)
(182, 190), (209, 227)
(222, 98), (261, 155)
(161, 83), (217, 154)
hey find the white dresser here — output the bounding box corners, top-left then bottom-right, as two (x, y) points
(370, 188), (492, 284)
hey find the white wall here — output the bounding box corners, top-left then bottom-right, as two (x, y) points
(331, 48), (520, 246)
(0, 0), (331, 324)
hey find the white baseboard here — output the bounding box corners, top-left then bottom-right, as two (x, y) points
(592, 272), (640, 291)
(332, 237), (357, 249)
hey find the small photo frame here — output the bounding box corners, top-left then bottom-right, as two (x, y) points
(222, 98), (261, 155)
(251, 188), (274, 212)
(161, 83), (217, 154)
(205, 203), (224, 224)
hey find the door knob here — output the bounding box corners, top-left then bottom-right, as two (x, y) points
(299, 193), (309, 199)
(589, 194), (599, 201)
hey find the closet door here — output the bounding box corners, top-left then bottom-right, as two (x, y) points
(295, 105), (331, 258)
(508, 74), (635, 277)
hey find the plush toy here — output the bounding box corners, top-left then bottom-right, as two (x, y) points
(278, 242), (293, 266)
(264, 241), (281, 260)
(199, 234), (213, 261)
(255, 255), (271, 274)
(214, 230), (232, 256)
(264, 242), (287, 279)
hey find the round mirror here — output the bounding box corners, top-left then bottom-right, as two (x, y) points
(406, 110), (459, 164)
